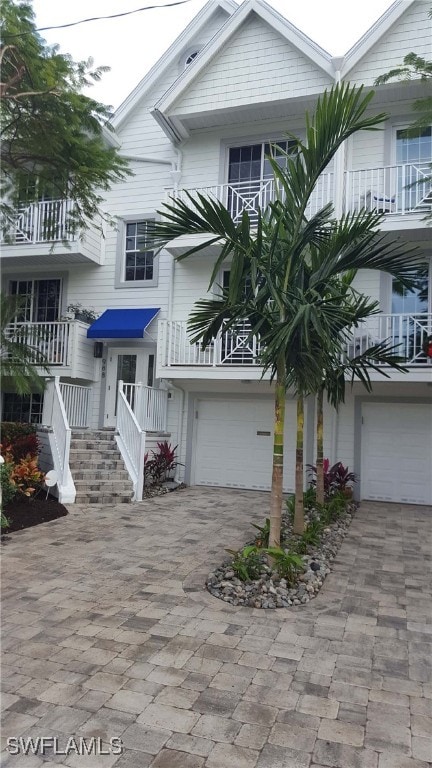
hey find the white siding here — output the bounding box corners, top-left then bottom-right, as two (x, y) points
(346, 1), (432, 85)
(170, 13), (332, 116)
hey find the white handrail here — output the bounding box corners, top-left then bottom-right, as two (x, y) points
(51, 377), (71, 489)
(59, 382), (90, 428)
(116, 381), (145, 501)
(122, 383), (168, 431)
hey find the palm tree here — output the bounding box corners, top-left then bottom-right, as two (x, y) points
(152, 83), (425, 545)
(0, 293), (49, 395)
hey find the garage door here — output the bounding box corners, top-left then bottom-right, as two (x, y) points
(361, 403), (432, 505)
(193, 398), (297, 492)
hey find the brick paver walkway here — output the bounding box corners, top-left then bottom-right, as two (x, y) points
(1, 488), (431, 767)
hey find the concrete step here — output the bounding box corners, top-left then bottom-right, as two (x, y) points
(74, 492), (134, 504)
(69, 449), (123, 462)
(70, 439), (117, 451)
(72, 470), (131, 481)
(69, 429), (134, 504)
(68, 460), (126, 471)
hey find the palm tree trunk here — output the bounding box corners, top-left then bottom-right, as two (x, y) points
(269, 357), (285, 548)
(293, 396), (305, 534)
(316, 388), (325, 505)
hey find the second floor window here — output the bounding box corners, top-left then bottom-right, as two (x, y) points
(124, 220), (154, 282)
(10, 279), (62, 322)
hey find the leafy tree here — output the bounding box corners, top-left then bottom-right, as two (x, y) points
(0, 0), (130, 235)
(374, 7), (432, 130)
(0, 293), (49, 395)
(152, 83), (424, 543)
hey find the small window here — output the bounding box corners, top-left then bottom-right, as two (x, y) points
(185, 51), (199, 67)
(124, 220), (154, 282)
(2, 393), (44, 424)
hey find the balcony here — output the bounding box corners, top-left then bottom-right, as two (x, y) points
(4, 320), (97, 380)
(345, 163), (432, 217)
(1, 199), (103, 266)
(165, 163), (431, 253)
(158, 315), (432, 380)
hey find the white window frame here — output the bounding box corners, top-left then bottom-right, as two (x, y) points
(115, 216), (159, 289)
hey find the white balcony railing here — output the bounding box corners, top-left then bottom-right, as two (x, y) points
(4, 321), (73, 366)
(168, 174), (334, 224)
(167, 163), (431, 222)
(160, 320), (262, 367)
(348, 313), (432, 366)
(345, 163), (432, 215)
(2, 199), (76, 244)
(121, 383), (168, 432)
(160, 314), (432, 369)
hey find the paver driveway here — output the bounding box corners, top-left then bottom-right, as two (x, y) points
(1, 488), (431, 768)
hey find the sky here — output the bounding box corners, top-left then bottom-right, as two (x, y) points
(31, 0), (396, 111)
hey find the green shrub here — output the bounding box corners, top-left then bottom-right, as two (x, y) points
(1, 422), (40, 461)
(0, 510), (10, 530)
(226, 545), (263, 582)
(264, 547), (304, 585)
(0, 462), (16, 507)
(252, 518), (270, 547)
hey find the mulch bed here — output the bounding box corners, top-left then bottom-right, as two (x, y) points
(2, 490), (68, 534)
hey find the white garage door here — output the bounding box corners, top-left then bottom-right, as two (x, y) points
(193, 398), (297, 492)
(362, 403), (432, 505)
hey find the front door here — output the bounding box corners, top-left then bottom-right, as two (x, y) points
(104, 348), (154, 427)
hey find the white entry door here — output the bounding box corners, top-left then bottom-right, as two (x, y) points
(104, 348), (154, 427)
(361, 403), (432, 505)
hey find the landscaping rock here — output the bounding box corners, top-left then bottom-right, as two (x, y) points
(206, 501), (356, 609)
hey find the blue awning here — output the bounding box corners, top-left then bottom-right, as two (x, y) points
(87, 308), (160, 339)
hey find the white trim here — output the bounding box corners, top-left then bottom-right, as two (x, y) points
(112, 0), (236, 130)
(153, 0), (333, 125)
(342, 0), (417, 78)
(115, 216), (159, 290)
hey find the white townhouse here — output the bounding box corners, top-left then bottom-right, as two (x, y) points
(2, 0), (431, 505)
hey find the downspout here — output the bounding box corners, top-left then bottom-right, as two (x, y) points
(167, 148), (183, 326)
(331, 57), (346, 219)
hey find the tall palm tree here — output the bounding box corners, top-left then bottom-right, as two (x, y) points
(152, 83), (425, 545)
(0, 293), (48, 395)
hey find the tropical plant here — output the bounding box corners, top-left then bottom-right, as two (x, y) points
(252, 518), (270, 547)
(226, 545), (263, 581)
(66, 303), (100, 323)
(0, 511), (10, 531)
(308, 460), (357, 499)
(0, 462), (16, 507)
(295, 518), (323, 553)
(263, 547), (304, 585)
(144, 441), (181, 487)
(0, 294), (49, 395)
(0, 422), (40, 461)
(3, 449), (44, 497)
(152, 83), (425, 546)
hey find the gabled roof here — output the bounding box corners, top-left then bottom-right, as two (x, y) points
(341, 0), (418, 77)
(153, 0), (334, 123)
(111, 0), (237, 130)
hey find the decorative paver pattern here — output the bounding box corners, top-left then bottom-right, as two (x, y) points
(1, 488), (431, 767)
